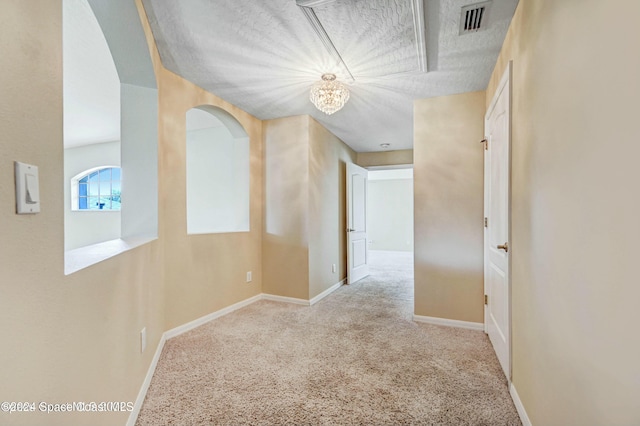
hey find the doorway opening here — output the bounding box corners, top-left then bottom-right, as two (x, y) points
(367, 168), (414, 253)
(365, 166), (414, 300)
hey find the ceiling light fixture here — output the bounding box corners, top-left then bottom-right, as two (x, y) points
(380, 143), (391, 149)
(310, 73), (350, 115)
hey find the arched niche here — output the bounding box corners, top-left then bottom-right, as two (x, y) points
(186, 106), (250, 234)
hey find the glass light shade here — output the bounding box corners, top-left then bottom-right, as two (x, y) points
(310, 74), (350, 115)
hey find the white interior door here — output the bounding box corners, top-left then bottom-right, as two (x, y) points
(347, 163), (369, 284)
(484, 62), (512, 381)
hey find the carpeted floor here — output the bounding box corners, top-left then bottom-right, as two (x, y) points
(136, 251), (521, 425)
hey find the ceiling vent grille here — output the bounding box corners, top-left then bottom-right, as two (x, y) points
(459, 1), (492, 35)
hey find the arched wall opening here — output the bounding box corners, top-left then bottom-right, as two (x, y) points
(63, 0), (158, 273)
(185, 106), (250, 234)
(63, 0), (122, 251)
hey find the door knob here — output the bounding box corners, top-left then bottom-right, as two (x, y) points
(497, 242), (509, 252)
(347, 228), (355, 232)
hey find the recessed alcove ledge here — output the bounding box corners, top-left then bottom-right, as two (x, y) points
(64, 235), (157, 275)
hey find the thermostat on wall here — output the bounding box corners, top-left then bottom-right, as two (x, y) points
(15, 161), (40, 214)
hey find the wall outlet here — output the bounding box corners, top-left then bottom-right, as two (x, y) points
(332, 264), (336, 273)
(140, 327), (147, 353)
(246, 271), (252, 282)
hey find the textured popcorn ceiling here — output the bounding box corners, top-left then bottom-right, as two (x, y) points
(313, 0), (421, 77)
(142, 0), (518, 152)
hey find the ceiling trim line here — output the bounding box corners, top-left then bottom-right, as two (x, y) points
(295, 0), (336, 7)
(295, 0), (355, 82)
(411, 0), (428, 72)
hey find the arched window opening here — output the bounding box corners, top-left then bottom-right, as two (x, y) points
(72, 166), (122, 211)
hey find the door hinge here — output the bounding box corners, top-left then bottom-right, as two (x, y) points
(484, 294), (488, 305)
(484, 217), (488, 228)
(480, 138), (488, 150)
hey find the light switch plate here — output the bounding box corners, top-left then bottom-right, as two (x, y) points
(15, 161), (40, 214)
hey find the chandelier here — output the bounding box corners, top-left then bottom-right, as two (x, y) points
(310, 73), (350, 115)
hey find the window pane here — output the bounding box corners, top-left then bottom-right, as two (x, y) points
(100, 181), (111, 196)
(99, 168), (111, 180)
(112, 180), (121, 193)
(75, 167), (123, 211)
(88, 197), (99, 209)
(99, 196), (111, 210)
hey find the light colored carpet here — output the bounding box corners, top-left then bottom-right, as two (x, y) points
(136, 251), (521, 425)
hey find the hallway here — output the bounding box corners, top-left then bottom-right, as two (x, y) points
(137, 250), (520, 425)
(365, 249), (414, 309)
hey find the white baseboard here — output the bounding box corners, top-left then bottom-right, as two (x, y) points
(413, 314), (484, 331)
(510, 383), (532, 426)
(127, 293), (263, 425)
(261, 293), (310, 306)
(126, 333), (166, 426)
(309, 279), (345, 305)
(164, 294), (263, 339)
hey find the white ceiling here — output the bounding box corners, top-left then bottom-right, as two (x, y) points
(63, 0), (518, 152)
(142, 0), (519, 152)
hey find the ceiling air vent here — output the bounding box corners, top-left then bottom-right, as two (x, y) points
(459, 1), (492, 35)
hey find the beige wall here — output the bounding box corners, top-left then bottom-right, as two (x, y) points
(137, 0), (263, 331)
(0, 2), (164, 425)
(263, 116), (355, 300)
(262, 116), (310, 299)
(356, 149), (413, 168)
(308, 117), (356, 298)
(413, 92), (485, 323)
(154, 69), (263, 331)
(0, 2), (264, 424)
(11, 0), (639, 425)
(486, 0), (640, 424)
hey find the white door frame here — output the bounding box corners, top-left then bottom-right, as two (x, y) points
(484, 61), (513, 382)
